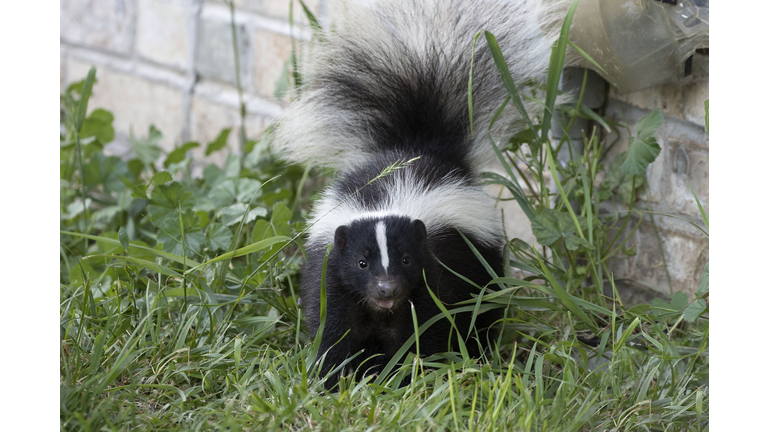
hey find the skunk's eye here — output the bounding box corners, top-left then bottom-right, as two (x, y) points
(402, 256), (411, 265)
(358, 260), (368, 269)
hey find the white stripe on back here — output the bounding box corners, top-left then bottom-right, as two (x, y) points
(375, 221), (389, 273)
(306, 169), (503, 248)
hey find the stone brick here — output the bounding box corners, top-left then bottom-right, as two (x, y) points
(252, 28), (293, 99)
(327, 0), (376, 24)
(663, 141), (709, 218)
(689, 53), (709, 83)
(684, 81), (708, 128)
(60, 0), (135, 54)
(61, 49), (68, 93)
(609, 52), (708, 123)
(196, 17), (250, 85)
(607, 222), (708, 298)
(490, 185), (537, 247)
(222, 0), (321, 22)
(611, 83), (685, 121)
(136, 0), (194, 69)
(68, 59), (186, 151)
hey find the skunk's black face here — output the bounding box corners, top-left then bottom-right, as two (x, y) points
(334, 216), (428, 312)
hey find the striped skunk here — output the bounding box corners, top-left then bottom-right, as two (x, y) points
(271, 0), (564, 388)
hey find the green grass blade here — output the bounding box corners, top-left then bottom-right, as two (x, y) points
(468, 31), (481, 136)
(545, 141), (587, 242)
(484, 30), (535, 133)
(425, 272), (470, 359)
(184, 235), (290, 274)
(689, 182), (709, 231)
(75, 66), (96, 132)
(61, 231), (201, 267)
(540, 0), (581, 148)
(533, 248), (597, 332)
(567, 41), (606, 74)
(84, 255), (182, 277)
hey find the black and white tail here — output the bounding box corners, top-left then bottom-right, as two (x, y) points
(271, 0), (565, 174)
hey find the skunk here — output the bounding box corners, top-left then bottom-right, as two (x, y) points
(272, 0), (564, 388)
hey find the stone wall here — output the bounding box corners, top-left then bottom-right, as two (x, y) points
(61, 0), (320, 167)
(60, 0), (708, 299)
(602, 54), (709, 300)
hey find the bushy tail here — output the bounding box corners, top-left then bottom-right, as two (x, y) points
(271, 0), (567, 173)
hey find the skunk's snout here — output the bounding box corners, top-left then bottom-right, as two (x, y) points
(376, 280), (400, 298)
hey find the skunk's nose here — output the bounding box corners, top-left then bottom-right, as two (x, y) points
(376, 280), (400, 298)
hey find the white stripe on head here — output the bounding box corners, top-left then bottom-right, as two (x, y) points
(375, 220), (389, 274)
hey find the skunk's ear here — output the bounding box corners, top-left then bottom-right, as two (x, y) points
(413, 219), (427, 244)
(334, 225), (351, 251)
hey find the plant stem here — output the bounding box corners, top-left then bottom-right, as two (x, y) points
(74, 131), (88, 252)
(228, 0), (248, 159)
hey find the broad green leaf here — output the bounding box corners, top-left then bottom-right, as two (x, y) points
(270, 202), (292, 236)
(252, 202), (293, 261)
(205, 128), (231, 156)
(83, 153), (131, 194)
(530, 210), (563, 246)
(147, 182), (195, 227)
(96, 231), (122, 255)
(683, 299), (707, 322)
(164, 141), (200, 168)
(670, 291), (688, 311)
(127, 159), (144, 181)
(157, 218), (206, 256)
(151, 171), (173, 186)
(218, 203), (267, 227)
(131, 184), (149, 200)
(118, 227), (129, 252)
(79, 109), (115, 144)
(210, 179), (238, 208)
(602, 152), (644, 204)
(224, 153), (241, 178)
(565, 235), (593, 251)
(64, 198), (91, 219)
(621, 109), (663, 176)
(244, 139), (257, 154)
(236, 178), (264, 204)
(132, 125), (163, 165)
(207, 223), (233, 252)
(203, 164), (226, 188)
(531, 209), (589, 250)
(196, 210), (210, 228)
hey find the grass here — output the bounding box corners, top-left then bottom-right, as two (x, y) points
(59, 1), (708, 430)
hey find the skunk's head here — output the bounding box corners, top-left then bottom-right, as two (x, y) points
(334, 216), (428, 312)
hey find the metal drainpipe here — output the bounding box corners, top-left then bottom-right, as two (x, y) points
(551, 67), (607, 212)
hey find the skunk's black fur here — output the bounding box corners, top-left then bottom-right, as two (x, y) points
(272, 0), (564, 389)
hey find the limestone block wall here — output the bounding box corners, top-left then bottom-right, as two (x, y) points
(61, 0), (320, 166)
(601, 53), (709, 300)
(60, 0), (708, 299)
